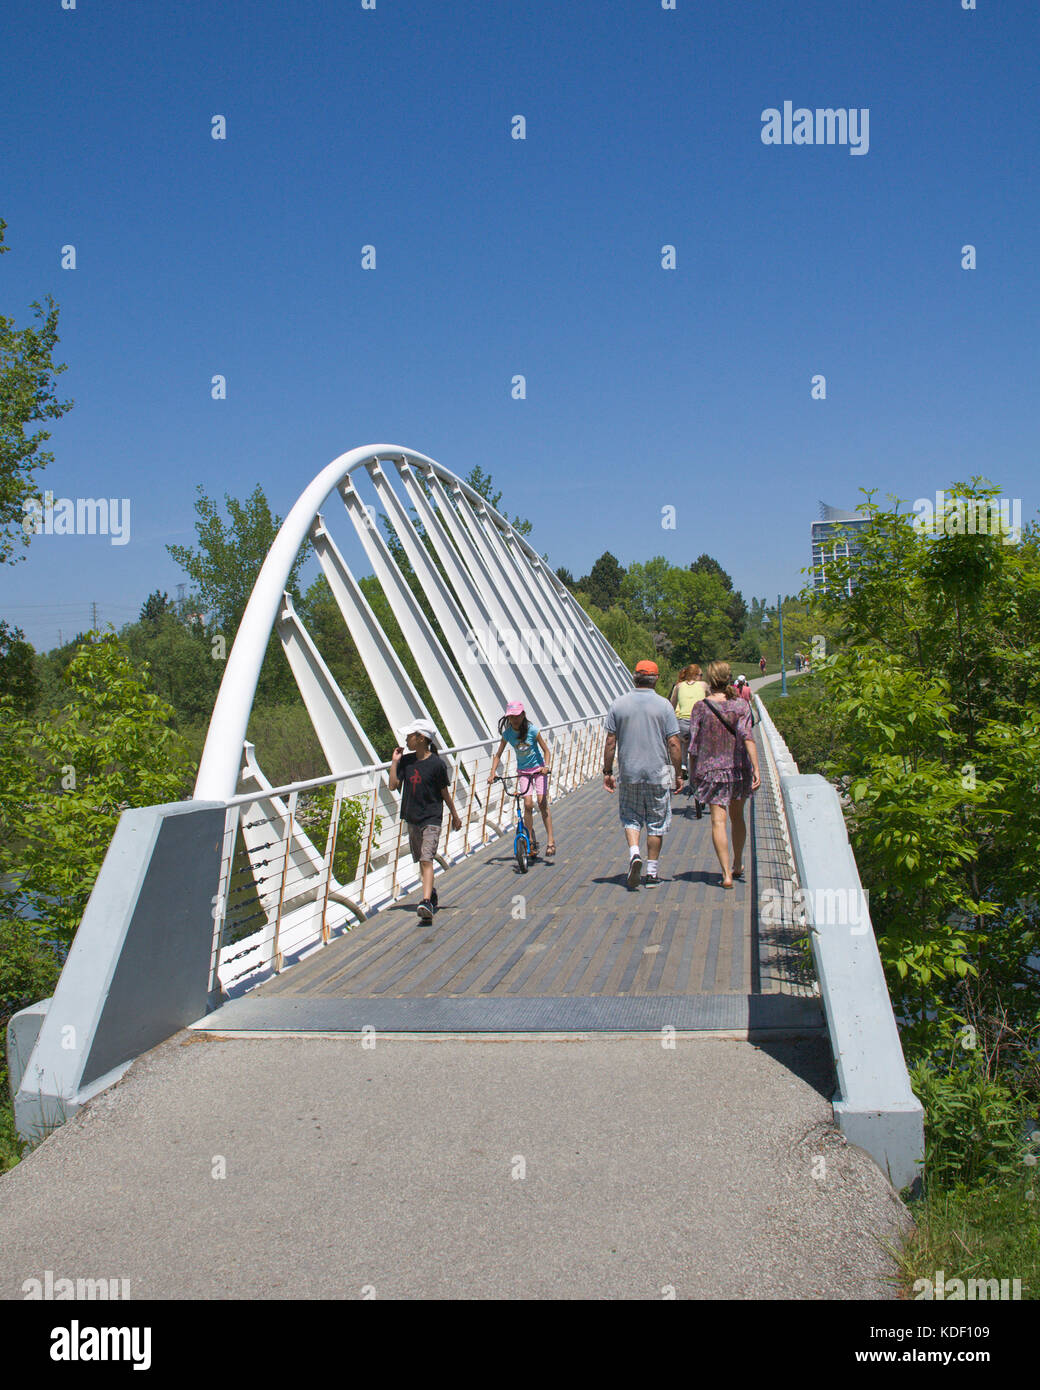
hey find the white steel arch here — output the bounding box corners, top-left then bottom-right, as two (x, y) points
(194, 444), (628, 802)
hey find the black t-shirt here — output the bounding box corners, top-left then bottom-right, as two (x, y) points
(397, 752), (448, 824)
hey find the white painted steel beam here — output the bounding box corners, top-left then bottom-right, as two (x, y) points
(309, 515), (435, 748)
(401, 463), (568, 726)
(275, 593), (382, 779)
(448, 486), (574, 722)
(393, 461), (553, 728)
(422, 468), (532, 660)
(337, 474), (487, 751)
(472, 501), (601, 718)
(194, 443), (629, 801)
(520, 544), (631, 698)
(498, 531), (606, 715)
(422, 467), (587, 732)
(364, 460), (513, 729)
(510, 537), (629, 698)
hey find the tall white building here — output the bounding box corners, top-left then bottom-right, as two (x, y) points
(811, 502), (871, 594)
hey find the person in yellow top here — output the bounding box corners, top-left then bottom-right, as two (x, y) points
(669, 664), (708, 782)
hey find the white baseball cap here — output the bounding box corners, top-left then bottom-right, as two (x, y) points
(398, 719), (438, 743)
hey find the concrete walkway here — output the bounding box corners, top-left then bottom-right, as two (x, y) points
(0, 1030), (909, 1300)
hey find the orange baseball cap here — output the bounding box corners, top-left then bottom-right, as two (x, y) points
(635, 660), (659, 676)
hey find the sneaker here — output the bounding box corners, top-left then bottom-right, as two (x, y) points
(627, 854), (643, 889)
(644, 872), (660, 888)
(417, 899), (434, 923)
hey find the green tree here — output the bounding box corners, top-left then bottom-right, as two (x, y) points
(120, 611), (222, 726)
(619, 559), (735, 663)
(0, 620), (37, 713)
(663, 568), (735, 661)
(140, 590), (173, 623)
(0, 221), (75, 565)
(166, 484), (306, 706)
(581, 552), (625, 610)
(0, 633), (193, 947)
(167, 485), (305, 637)
(688, 555), (747, 640)
(619, 557), (672, 630)
(464, 464), (532, 537)
(809, 482), (1040, 1060)
(574, 592), (659, 682)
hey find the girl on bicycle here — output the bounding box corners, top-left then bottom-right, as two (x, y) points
(487, 701), (556, 857)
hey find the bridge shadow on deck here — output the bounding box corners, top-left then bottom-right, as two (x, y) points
(201, 732), (823, 1044)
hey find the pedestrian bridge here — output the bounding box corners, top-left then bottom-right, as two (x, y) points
(8, 445), (923, 1193)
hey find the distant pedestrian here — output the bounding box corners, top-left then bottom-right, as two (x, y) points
(668, 663), (708, 778)
(389, 719), (462, 922)
(794, 652), (802, 673)
(687, 661), (761, 889)
(604, 660), (682, 889)
(735, 675), (753, 704)
(759, 655), (767, 676)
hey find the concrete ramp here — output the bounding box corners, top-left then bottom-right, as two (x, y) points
(0, 1030), (909, 1300)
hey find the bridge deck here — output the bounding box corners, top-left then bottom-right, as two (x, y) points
(199, 729), (818, 1033)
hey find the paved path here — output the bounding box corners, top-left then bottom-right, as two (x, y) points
(0, 1031), (908, 1300)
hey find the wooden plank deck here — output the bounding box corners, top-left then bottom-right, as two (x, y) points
(253, 728), (815, 1005)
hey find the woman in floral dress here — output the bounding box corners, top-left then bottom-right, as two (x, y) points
(687, 661), (762, 888)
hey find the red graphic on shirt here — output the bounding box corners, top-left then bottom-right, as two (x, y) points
(408, 769), (422, 790)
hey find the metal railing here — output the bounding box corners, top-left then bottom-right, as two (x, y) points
(208, 714), (607, 996)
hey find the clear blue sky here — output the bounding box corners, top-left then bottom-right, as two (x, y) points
(3, 0), (1037, 651)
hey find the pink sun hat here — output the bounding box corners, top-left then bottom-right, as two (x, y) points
(505, 701), (525, 716)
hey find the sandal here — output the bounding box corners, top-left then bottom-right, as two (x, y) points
(546, 843), (556, 856)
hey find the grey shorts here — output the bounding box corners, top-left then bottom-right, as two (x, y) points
(617, 781), (672, 836)
(407, 821), (441, 862)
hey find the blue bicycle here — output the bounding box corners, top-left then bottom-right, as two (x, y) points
(494, 769), (551, 873)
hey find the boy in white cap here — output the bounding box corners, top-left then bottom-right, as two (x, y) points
(389, 719), (461, 922)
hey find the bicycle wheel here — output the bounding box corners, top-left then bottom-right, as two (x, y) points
(515, 837), (528, 873)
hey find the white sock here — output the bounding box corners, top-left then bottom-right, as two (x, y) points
(629, 844), (641, 859)
(647, 859), (658, 875)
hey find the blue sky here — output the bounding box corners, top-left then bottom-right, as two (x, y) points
(3, 0), (1037, 651)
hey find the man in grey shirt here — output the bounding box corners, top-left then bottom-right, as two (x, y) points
(603, 660), (683, 888)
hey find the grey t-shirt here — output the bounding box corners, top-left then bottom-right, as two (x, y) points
(605, 689), (680, 785)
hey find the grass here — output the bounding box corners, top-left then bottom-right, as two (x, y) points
(756, 670), (818, 709)
(0, 1095), (26, 1172)
(892, 1178), (1040, 1298)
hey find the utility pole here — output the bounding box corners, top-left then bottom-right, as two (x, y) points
(91, 601), (98, 632)
(778, 592), (787, 697)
